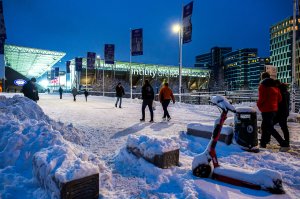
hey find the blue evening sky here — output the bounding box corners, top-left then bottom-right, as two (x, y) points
(4, 0), (291, 69)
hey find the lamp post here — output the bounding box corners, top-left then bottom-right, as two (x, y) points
(292, 0), (297, 113)
(172, 24), (183, 103)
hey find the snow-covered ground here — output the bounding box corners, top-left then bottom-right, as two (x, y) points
(1, 93), (300, 199)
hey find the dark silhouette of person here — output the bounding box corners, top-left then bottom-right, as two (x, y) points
(72, 87), (78, 102)
(273, 80), (290, 148)
(59, 86), (63, 99)
(115, 82), (125, 108)
(140, 80), (154, 122)
(22, 77), (39, 102)
(84, 89), (89, 102)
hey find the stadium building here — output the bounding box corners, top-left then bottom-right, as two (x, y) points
(2, 44), (66, 92)
(1, 44), (210, 95)
(68, 58), (210, 95)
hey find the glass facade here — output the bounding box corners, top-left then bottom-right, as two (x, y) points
(195, 47), (232, 90)
(223, 48), (258, 90)
(248, 58), (270, 90)
(195, 52), (211, 69)
(270, 16), (300, 86)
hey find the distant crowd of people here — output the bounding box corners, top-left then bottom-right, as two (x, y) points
(113, 80), (175, 123)
(20, 72), (291, 151)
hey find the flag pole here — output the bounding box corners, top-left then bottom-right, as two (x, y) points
(86, 59), (88, 90)
(103, 58), (105, 96)
(292, 0), (297, 112)
(179, 4), (183, 103)
(130, 28), (133, 99)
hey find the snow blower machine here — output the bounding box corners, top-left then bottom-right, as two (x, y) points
(192, 96), (285, 194)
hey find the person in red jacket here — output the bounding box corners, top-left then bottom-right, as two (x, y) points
(159, 82), (175, 121)
(257, 72), (289, 151)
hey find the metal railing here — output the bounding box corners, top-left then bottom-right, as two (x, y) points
(79, 89), (300, 113)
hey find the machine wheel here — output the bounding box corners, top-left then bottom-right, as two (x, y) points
(267, 179), (285, 194)
(193, 164), (212, 178)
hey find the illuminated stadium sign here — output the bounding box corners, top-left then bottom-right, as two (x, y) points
(14, 79), (26, 86)
(69, 58), (210, 78)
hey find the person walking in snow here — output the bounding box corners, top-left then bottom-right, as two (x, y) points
(115, 82), (125, 108)
(22, 77), (39, 102)
(273, 80), (290, 148)
(71, 87), (78, 102)
(84, 89), (89, 102)
(159, 82), (175, 121)
(140, 79), (154, 122)
(58, 86), (63, 99)
(257, 72), (289, 151)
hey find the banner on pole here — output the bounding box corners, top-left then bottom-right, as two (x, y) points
(50, 68), (55, 80)
(75, 57), (83, 71)
(104, 44), (115, 64)
(0, 1), (7, 42)
(66, 61), (71, 73)
(87, 52), (96, 69)
(131, 28), (143, 56)
(55, 67), (59, 77)
(182, 1), (193, 44)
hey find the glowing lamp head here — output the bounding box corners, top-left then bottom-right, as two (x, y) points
(172, 24), (181, 33)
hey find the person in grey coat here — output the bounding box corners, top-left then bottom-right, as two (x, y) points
(72, 87), (78, 102)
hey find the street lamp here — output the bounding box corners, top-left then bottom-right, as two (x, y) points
(172, 23), (183, 103)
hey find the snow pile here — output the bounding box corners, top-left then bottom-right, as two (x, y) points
(127, 135), (180, 158)
(0, 95), (111, 198)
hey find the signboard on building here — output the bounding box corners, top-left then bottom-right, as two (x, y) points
(265, 65), (277, 79)
(14, 79), (26, 86)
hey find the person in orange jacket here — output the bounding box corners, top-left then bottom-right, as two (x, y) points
(257, 72), (288, 151)
(159, 82), (175, 121)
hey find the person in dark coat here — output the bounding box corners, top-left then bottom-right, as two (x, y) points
(71, 87), (78, 102)
(273, 80), (290, 148)
(115, 82), (125, 108)
(257, 72), (288, 151)
(84, 89), (89, 102)
(22, 77), (39, 102)
(140, 79), (154, 122)
(58, 86), (63, 99)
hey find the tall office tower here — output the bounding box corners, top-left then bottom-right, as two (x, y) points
(194, 52), (211, 69)
(270, 16), (300, 86)
(223, 48), (257, 90)
(210, 47), (232, 89)
(195, 47), (232, 90)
